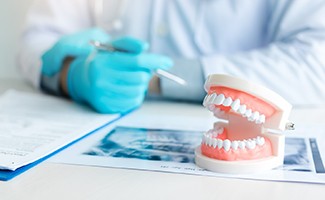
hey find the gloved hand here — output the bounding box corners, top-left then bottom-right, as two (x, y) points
(68, 37), (172, 113)
(42, 28), (110, 77)
(41, 28), (173, 113)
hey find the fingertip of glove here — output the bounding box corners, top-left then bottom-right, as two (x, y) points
(139, 54), (173, 70)
(159, 56), (174, 70)
(112, 36), (149, 54)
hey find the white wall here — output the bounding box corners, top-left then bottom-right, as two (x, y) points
(0, 0), (34, 78)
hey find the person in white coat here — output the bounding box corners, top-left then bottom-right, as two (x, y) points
(19, 0), (325, 113)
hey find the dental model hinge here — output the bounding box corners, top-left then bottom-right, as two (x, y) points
(285, 122), (295, 130)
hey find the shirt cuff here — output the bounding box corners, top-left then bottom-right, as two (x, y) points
(40, 73), (65, 96)
(160, 58), (206, 103)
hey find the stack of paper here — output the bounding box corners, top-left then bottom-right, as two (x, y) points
(0, 90), (120, 180)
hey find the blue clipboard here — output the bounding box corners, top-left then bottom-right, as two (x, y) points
(0, 114), (125, 181)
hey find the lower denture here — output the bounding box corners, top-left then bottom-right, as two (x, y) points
(201, 128), (273, 161)
(201, 140), (272, 161)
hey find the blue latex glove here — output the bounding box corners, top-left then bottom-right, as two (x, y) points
(42, 28), (110, 77)
(68, 37), (172, 113)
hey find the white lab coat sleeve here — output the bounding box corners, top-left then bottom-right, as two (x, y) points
(18, 0), (93, 88)
(201, 0), (325, 106)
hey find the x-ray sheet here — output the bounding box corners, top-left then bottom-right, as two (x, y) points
(50, 125), (325, 184)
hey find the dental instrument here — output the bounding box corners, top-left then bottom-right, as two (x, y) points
(89, 40), (187, 86)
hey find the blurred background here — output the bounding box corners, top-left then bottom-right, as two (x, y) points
(0, 0), (34, 79)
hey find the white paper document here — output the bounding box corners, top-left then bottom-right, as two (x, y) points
(50, 106), (325, 184)
(0, 90), (120, 171)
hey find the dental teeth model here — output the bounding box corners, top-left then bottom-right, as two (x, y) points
(195, 74), (293, 174)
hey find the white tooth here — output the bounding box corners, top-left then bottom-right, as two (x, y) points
(203, 95), (209, 107)
(205, 95), (213, 106)
(214, 94), (225, 105)
(244, 109), (252, 118)
(206, 137), (210, 145)
(205, 137), (210, 146)
(231, 99), (241, 111)
(204, 136), (208, 145)
(223, 139), (231, 151)
(249, 111), (259, 121)
(208, 93), (217, 105)
(257, 115), (266, 124)
(212, 138), (218, 148)
(209, 137), (214, 146)
(256, 136), (265, 146)
(217, 139), (223, 149)
(238, 104), (247, 114)
(222, 97), (233, 107)
(252, 140), (257, 148)
(231, 141), (239, 150)
(245, 140), (250, 147)
(238, 141), (246, 149)
(205, 94), (212, 106)
(246, 140), (256, 149)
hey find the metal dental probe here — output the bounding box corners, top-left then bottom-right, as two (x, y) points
(89, 40), (187, 86)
